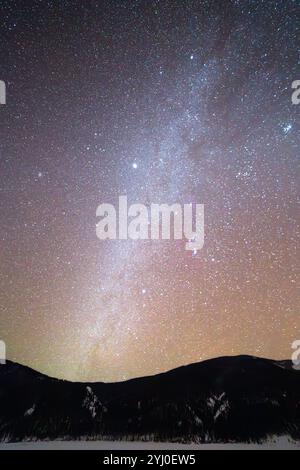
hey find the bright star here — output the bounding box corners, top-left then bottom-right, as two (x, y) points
(283, 123), (292, 134)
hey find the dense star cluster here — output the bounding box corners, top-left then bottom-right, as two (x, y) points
(0, 0), (299, 382)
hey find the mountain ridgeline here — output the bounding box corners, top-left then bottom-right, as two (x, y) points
(0, 355), (299, 443)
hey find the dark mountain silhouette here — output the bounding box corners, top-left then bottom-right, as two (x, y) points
(0, 355), (299, 443)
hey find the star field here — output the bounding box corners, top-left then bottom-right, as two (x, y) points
(0, 0), (299, 381)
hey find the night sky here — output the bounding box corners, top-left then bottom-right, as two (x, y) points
(0, 0), (299, 382)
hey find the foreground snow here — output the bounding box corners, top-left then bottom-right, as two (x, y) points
(0, 436), (299, 450)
